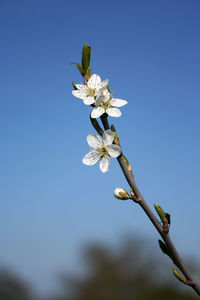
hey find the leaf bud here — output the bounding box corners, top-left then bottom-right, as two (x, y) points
(172, 267), (191, 285)
(82, 42), (91, 73)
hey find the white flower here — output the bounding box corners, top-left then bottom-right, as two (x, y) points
(114, 188), (130, 200)
(82, 129), (121, 173)
(91, 90), (127, 118)
(72, 74), (108, 105)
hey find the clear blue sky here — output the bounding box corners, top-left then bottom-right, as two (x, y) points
(1, 0), (200, 296)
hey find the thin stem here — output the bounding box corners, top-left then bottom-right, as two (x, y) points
(100, 114), (200, 296)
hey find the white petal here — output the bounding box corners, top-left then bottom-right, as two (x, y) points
(72, 90), (87, 99)
(99, 156), (110, 173)
(97, 90), (110, 102)
(103, 129), (114, 146)
(106, 107), (122, 117)
(108, 144), (121, 158)
(75, 84), (88, 91)
(82, 150), (100, 165)
(91, 107), (105, 118)
(99, 79), (109, 90)
(87, 134), (102, 149)
(87, 74), (101, 89)
(83, 97), (95, 105)
(109, 98), (128, 107)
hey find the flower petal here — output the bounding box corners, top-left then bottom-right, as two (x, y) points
(91, 107), (105, 118)
(75, 84), (88, 91)
(87, 134), (102, 149)
(83, 97), (95, 105)
(97, 90), (110, 102)
(82, 150), (100, 165)
(72, 90), (87, 99)
(108, 144), (121, 158)
(103, 129), (114, 146)
(109, 98), (128, 107)
(99, 79), (109, 90)
(99, 156), (110, 173)
(106, 107), (122, 117)
(87, 74), (101, 89)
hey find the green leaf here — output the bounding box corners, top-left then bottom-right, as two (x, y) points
(82, 42), (91, 72)
(70, 62), (85, 77)
(110, 124), (116, 132)
(72, 81), (77, 90)
(84, 66), (92, 82)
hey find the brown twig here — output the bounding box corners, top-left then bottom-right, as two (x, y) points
(100, 113), (200, 296)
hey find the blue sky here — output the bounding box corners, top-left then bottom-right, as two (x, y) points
(1, 0), (200, 295)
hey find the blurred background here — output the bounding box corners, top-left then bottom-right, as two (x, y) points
(1, 0), (200, 299)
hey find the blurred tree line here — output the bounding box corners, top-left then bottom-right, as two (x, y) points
(0, 236), (198, 300)
(0, 269), (31, 300)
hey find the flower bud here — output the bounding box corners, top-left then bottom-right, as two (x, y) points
(114, 188), (130, 200)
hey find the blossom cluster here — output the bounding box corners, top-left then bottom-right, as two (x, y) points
(72, 74), (127, 118)
(72, 73), (127, 173)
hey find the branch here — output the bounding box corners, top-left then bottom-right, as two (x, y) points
(100, 113), (200, 296)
